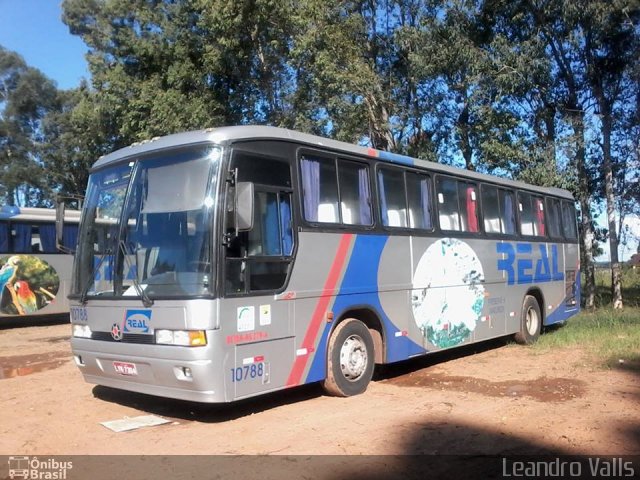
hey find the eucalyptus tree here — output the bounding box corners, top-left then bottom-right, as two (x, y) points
(581, 0), (640, 308)
(62, 0), (296, 142)
(40, 84), (114, 198)
(0, 47), (59, 206)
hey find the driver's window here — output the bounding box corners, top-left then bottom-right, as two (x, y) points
(225, 151), (294, 295)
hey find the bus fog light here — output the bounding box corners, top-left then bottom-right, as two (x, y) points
(74, 355), (84, 366)
(182, 367), (192, 378)
(72, 324), (92, 338)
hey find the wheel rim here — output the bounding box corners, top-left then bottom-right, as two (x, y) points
(339, 334), (368, 382)
(525, 306), (539, 335)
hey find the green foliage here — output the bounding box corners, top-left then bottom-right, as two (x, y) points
(0, 0), (637, 311)
(0, 47), (59, 206)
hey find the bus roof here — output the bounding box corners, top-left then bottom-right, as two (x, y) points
(92, 125), (574, 200)
(0, 206), (81, 223)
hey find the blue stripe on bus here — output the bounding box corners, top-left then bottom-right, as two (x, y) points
(305, 235), (425, 384)
(376, 150), (415, 166)
(545, 273), (581, 325)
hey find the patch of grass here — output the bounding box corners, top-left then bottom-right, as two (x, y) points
(537, 307), (640, 368)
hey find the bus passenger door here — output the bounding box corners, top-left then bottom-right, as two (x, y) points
(223, 146), (296, 399)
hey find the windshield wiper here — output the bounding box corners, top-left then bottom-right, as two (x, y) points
(119, 240), (154, 308)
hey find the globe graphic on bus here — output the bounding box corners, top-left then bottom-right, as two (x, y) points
(411, 238), (485, 348)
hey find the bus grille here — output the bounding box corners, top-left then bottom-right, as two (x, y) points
(91, 332), (156, 344)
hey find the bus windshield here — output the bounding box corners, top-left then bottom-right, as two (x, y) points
(73, 145), (221, 300)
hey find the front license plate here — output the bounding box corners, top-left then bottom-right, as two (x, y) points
(113, 361), (138, 376)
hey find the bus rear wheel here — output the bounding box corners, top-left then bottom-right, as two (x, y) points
(323, 318), (375, 397)
(514, 295), (542, 345)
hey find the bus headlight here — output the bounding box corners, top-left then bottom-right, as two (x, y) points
(155, 329), (207, 347)
(72, 324), (92, 338)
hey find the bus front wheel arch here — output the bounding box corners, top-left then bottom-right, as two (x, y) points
(322, 318), (375, 397)
(514, 294), (542, 345)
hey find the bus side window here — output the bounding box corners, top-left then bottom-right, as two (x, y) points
(534, 197), (546, 236)
(0, 222), (8, 253)
(501, 190), (516, 235)
(546, 198), (562, 238)
(378, 168), (407, 228)
(338, 160), (372, 226)
(437, 177), (460, 231)
(519, 193), (534, 236)
(12, 224), (32, 253)
(561, 201), (578, 239)
(482, 185), (501, 234)
(406, 172), (432, 230)
(248, 192), (293, 256)
(301, 156), (339, 223)
(460, 183), (479, 233)
(437, 177), (478, 233)
(38, 224), (58, 253)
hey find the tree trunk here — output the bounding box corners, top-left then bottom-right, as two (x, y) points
(457, 102), (474, 171)
(600, 102), (623, 309)
(572, 113), (596, 309)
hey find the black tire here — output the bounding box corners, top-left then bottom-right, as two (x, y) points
(514, 295), (542, 345)
(322, 318), (375, 397)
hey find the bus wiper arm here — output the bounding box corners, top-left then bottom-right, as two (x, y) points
(118, 240), (154, 308)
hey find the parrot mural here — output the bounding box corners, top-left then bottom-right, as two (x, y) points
(0, 256), (24, 314)
(0, 254), (60, 316)
(0, 256), (20, 291)
(14, 280), (38, 314)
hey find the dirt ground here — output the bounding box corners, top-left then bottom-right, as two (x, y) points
(0, 321), (638, 459)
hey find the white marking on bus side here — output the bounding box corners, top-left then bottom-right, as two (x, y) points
(241, 355), (265, 365)
(548, 305), (553, 310)
(509, 312), (515, 317)
(296, 348), (308, 356)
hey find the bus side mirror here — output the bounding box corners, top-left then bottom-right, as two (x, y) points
(235, 182), (254, 233)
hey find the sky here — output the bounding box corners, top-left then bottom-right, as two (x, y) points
(0, 0), (89, 90)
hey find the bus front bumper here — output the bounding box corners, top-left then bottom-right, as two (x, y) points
(71, 338), (229, 403)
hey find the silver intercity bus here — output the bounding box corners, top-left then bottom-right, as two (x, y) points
(68, 126), (580, 402)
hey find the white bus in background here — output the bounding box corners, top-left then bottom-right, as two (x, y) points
(0, 205), (79, 321)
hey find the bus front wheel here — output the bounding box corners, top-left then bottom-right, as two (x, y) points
(514, 295), (542, 345)
(323, 318), (375, 397)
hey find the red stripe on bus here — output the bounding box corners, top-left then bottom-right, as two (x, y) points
(286, 233), (353, 387)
